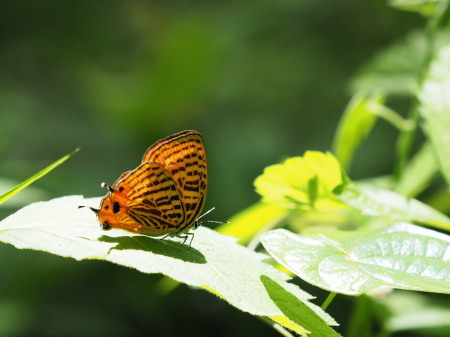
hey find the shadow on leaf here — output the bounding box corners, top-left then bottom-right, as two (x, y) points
(261, 275), (341, 337)
(97, 235), (206, 264)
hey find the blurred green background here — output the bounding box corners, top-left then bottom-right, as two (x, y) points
(0, 1), (423, 336)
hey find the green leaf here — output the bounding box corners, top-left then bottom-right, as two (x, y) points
(383, 291), (450, 333)
(337, 183), (450, 231)
(350, 31), (450, 94)
(261, 224), (450, 296)
(419, 45), (450, 187)
(389, 0), (446, 16)
(332, 92), (383, 170)
(0, 148), (80, 205)
(394, 143), (439, 197)
(0, 178), (49, 207)
(261, 276), (342, 337)
(254, 151), (346, 212)
(0, 196), (338, 335)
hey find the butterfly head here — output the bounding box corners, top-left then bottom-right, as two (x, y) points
(80, 182), (132, 230)
(96, 197), (123, 231)
(79, 193), (123, 231)
(79, 195), (145, 234)
(78, 203), (112, 231)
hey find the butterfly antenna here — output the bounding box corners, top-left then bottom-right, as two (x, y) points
(78, 183), (112, 212)
(196, 207), (229, 227)
(77, 205), (99, 214)
(101, 182), (114, 193)
(197, 207), (216, 220)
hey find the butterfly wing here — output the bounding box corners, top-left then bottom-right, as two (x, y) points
(109, 161), (186, 236)
(142, 130), (207, 230)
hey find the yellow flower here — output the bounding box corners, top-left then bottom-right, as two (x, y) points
(255, 151), (346, 211)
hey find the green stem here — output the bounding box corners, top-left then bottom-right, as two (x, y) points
(321, 292), (337, 311)
(370, 102), (415, 131)
(393, 108), (419, 180)
(346, 296), (371, 337)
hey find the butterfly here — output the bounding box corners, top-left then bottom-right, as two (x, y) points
(81, 130), (216, 244)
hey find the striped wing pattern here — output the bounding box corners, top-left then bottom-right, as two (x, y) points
(116, 162), (185, 234)
(94, 130), (208, 237)
(142, 130), (208, 231)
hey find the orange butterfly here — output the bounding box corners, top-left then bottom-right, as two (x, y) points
(81, 130), (214, 244)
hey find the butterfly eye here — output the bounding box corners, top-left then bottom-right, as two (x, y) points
(101, 221), (111, 230)
(112, 202), (120, 214)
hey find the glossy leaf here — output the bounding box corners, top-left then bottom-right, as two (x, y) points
(337, 183), (450, 231)
(261, 224), (450, 295)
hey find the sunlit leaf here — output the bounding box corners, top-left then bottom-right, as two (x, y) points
(337, 183), (450, 231)
(0, 196), (338, 335)
(261, 224), (450, 296)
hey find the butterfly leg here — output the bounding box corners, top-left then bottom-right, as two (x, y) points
(159, 232), (194, 247)
(176, 232), (194, 247)
(159, 233), (172, 241)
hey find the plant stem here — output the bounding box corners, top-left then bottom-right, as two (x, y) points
(346, 296), (371, 337)
(393, 107), (419, 180)
(321, 292), (337, 311)
(370, 102), (415, 131)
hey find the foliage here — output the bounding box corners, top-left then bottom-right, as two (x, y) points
(0, 196), (337, 336)
(1, 1), (450, 337)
